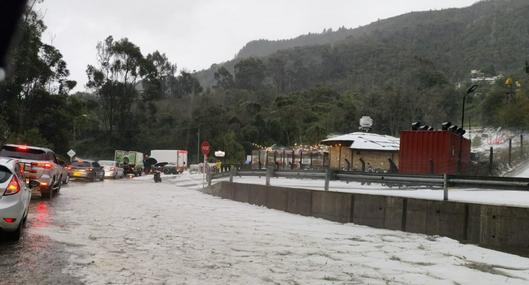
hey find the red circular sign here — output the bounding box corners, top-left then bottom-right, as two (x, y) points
(201, 141), (211, 156)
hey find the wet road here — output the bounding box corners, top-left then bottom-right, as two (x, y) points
(0, 189), (83, 284)
(2, 175), (529, 284)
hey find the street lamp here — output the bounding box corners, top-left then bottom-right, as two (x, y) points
(458, 84), (478, 174)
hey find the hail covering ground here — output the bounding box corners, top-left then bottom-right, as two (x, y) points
(7, 172), (529, 284)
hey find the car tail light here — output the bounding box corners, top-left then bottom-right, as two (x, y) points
(89, 168), (93, 171)
(17, 145), (28, 151)
(32, 162), (53, 169)
(3, 218), (16, 223)
(4, 176), (21, 196)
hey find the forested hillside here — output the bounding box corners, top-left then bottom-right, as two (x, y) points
(196, 0), (529, 88)
(2, 0), (529, 164)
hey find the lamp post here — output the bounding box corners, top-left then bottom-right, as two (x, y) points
(458, 85), (478, 174)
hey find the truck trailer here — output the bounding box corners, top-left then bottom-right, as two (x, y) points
(150, 150), (188, 173)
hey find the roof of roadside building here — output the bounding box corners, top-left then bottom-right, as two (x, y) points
(321, 132), (400, 151)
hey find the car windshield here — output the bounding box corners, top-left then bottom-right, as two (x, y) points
(0, 146), (47, 161)
(99, 161), (115, 166)
(72, 161), (91, 167)
(0, 166), (11, 183)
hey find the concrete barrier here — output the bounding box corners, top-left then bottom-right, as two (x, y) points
(205, 181), (529, 256)
(312, 191), (352, 223)
(266, 187), (288, 212)
(248, 184), (268, 206)
(287, 189), (312, 216)
(233, 183), (249, 203)
(479, 205), (529, 251)
(425, 201), (467, 240)
(351, 195), (386, 228)
(384, 197), (405, 231)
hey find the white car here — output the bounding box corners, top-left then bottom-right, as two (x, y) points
(0, 158), (33, 241)
(98, 160), (124, 179)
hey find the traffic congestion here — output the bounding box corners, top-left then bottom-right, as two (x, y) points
(0, 143), (187, 242)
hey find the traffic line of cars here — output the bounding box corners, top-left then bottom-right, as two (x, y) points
(0, 144), (125, 241)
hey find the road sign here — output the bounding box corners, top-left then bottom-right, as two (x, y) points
(201, 141), (210, 156)
(67, 149), (76, 158)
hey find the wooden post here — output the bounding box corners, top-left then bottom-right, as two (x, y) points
(282, 150), (286, 169)
(489, 147), (494, 175)
(522, 134), (525, 157)
(310, 151), (313, 169)
(291, 150), (295, 170)
(443, 174), (448, 201)
(258, 150), (261, 169)
(508, 139), (512, 165)
(338, 145), (342, 171)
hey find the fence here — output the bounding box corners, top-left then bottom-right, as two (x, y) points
(250, 149), (329, 170)
(471, 134), (529, 176)
(208, 168), (529, 196)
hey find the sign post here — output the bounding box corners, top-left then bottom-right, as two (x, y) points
(201, 141), (211, 189)
(67, 149), (76, 162)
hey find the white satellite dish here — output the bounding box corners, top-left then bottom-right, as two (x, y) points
(359, 116), (373, 130)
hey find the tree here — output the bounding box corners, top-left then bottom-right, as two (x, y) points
(86, 36), (148, 144)
(214, 66), (234, 89)
(234, 58), (266, 90)
(0, 1), (76, 153)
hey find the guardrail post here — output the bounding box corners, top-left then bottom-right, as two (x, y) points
(266, 167), (274, 186)
(229, 166), (236, 183)
(324, 168), (331, 191)
(443, 174), (448, 201)
(207, 173), (212, 187)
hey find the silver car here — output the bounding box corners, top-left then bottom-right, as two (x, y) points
(99, 160), (124, 179)
(0, 158), (33, 241)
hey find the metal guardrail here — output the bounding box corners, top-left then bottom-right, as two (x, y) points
(208, 168), (529, 191)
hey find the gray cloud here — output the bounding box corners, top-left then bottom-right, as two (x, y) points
(39, 0), (478, 91)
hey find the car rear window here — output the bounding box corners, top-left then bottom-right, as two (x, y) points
(72, 161), (91, 167)
(0, 146), (47, 161)
(0, 166), (12, 183)
(99, 161), (114, 166)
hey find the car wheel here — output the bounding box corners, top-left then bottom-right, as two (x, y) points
(63, 175), (70, 185)
(55, 177), (61, 193)
(41, 189), (52, 199)
(5, 223), (22, 241)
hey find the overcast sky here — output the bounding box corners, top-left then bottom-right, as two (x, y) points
(39, 0), (478, 91)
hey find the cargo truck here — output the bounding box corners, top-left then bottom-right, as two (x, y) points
(114, 150), (144, 176)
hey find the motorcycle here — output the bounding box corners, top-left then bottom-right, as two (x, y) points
(153, 170), (162, 183)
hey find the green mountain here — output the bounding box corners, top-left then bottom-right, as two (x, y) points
(196, 0), (529, 89)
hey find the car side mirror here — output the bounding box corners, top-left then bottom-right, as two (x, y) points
(28, 180), (40, 189)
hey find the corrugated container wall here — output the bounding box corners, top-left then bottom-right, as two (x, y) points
(399, 131), (471, 175)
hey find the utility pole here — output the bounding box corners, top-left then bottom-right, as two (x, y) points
(197, 129), (200, 164)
